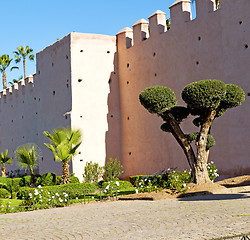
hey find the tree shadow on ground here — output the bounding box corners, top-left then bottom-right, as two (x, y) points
(178, 192), (250, 201)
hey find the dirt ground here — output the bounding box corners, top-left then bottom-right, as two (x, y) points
(118, 175), (250, 200)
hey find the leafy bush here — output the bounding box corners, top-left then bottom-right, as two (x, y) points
(0, 188), (10, 198)
(40, 173), (57, 186)
(104, 158), (124, 181)
(207, 161), (219, 182)
(20, 175), (31, 187)
(56, 176), (62, 185)
(83, 161), (104, 185)
(102, 181), (132, 190)
(0, 177), (11, 185)
(69, 176), (80, 184)
(130, 164), (219, 192)
(0, 183), (8, 190)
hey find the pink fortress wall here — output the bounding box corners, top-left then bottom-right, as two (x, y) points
(117, 0), (250, 179)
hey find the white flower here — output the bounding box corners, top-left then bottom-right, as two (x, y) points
(118, 190), (120, 193)
(75, 197), (78, 200)
(1, 205), (4, 207)
(34, 189), (38, 195)
(116, 181), (119, 186)
(211, 161), (214, 164)
(59, 198), (63, 203)
(108, 196), (110, 199)
(52, 196), (55, 199)
(38, 185), (42, 189)
(183, 184), (187, 187)
(8, 202), (11, 204)
(105, 185), (109, 190)
(135, 189), (138, 194)
(188, 187), (190, 189)
(55, 193), (59, 197)
(64, 194), (68, 197)
(41, 190), (43, 192)
(92, 196), (94, 199)
(29, 193), (32, 197)
(65, 199), (67, 202)
(167, 168), (170, 171)
(104, 190), (107, 193)
(148, 180), (151, 182)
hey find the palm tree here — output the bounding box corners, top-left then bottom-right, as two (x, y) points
(15, 143), (42, 187)
(0, 55), (18, 89)
(13, 46), (34, 79)
(0, 150), (12, 177)
(44, 127), (82, 184)
(9, 76), (23, 86)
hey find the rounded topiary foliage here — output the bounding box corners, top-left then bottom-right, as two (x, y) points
(160, 122), (172, 132)
(139, 86), (177, 114)
(220, 84), (245, 109)
(187, 132), (216, 150)
(182, 80), (226, 110)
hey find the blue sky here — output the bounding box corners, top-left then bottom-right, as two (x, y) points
(0, 0), (196, 90)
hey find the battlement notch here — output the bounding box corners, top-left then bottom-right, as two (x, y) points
(148, 10), (167, 36)
(170, 0), (192, 29)
(132, 19), (149, 45)
(117, 27), (133, 50)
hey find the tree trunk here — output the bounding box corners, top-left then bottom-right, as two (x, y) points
(30, 167), (36, 188)
(2, 70), (7, 89)
(23, 58), (26, 79)
(194, 111), (217, 184)
(1, 165), (6, 177)
(62, 161), (71, 184)
(162, 111), (196, 180)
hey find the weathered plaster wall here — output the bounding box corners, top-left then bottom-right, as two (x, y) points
(117, 0), (250, 178)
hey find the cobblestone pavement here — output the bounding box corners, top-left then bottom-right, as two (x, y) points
(0, 192), (249, 240)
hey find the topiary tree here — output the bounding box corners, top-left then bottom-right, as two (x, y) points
(139, 80), (245, 184)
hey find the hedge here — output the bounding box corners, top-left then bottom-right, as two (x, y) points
(102, 181), (132, 190)
(0, 188), (10, 199)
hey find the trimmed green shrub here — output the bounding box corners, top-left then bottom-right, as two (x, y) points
(0, 177), (11, 185)
(69, 176), (80, 184)
(139, 86), (177, 114)
(83, 161), (104, 185)
(102, 181), (132, 190)
(20, 176), (31, 187)
(104, 158), (124, 181)
(0, 183), (8, 190)
(187, 133), (216, 150)
(56, 176), (62, 185)
(0, 188), (10, 198)
(40, 173), (57, 186)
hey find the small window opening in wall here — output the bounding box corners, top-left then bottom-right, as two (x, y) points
(38, 71), (40, 75)
(127, 81), (129, 84)
(244, 44), (248, 49)
(114, 72), (116, 75)
(154, 73), (157, 77)
(23, 100), (24, 103)
(80, 50), (84, 52)
(66, 55), (68, 59)
(129, 152), (132, 156)
(22, 136), (24, 139)
(36, 112), (38, 115)
(12, 139), (13, 142)
(34, 97), (36, 100)
(127, 63), (129, 68)
(54, 157), (55, 161)
(39, 98), (40, 102)
(22, 116), (24, 119)
(65, 115), (68, 119)
(196, 61), (200, 65)
(80, 116), (83, 118)
(67, 84), (69, 88)
(198, 36), (201, 41)
(11, 120), (13, 123)
(53, 91), (55, 95)
(80, 159), (83, 162)
(42, 157), (43, 161)
(111, 115), (113, 118)
(79, 151), (81, 154)
(247, 93), (250, 96)
(52, 62), (54, 67)
(67, 79), (69, 82)
(107, 51), (110, 54)
(153, 52), (156, 57)
(78, 79), (83, 82)
(11, 105), (13, 108)
(239, 21), (243, 25)
(127, 117), (130, 120)
(36, 133), (38, 136)
(108, 79), (111, 84)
